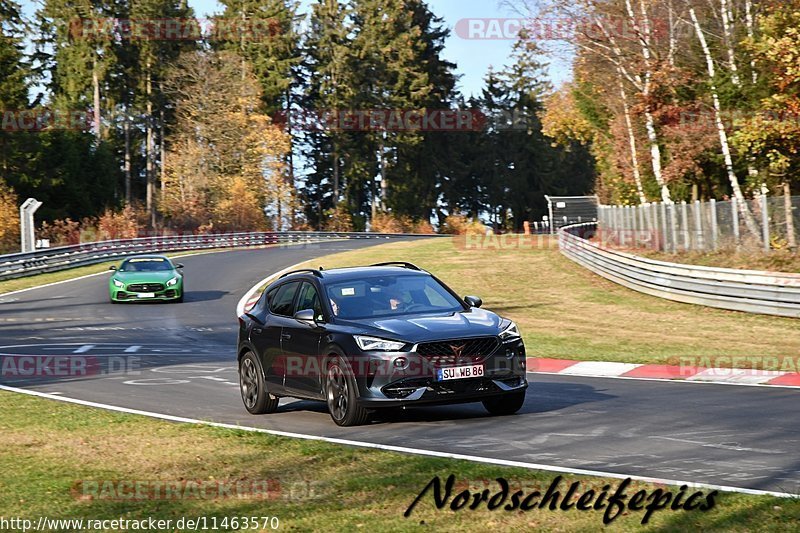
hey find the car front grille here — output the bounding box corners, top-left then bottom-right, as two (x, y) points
(415, 336), (500, 367)
(126, 283), (165, 292)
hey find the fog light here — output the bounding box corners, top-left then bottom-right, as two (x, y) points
(505, 348), (515, 359)
(394, 357), (408, 368)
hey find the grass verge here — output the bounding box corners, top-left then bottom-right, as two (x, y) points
(285, 237), (800, 366)
(0, 391), (797, 532)
(632, 248), (800, 274)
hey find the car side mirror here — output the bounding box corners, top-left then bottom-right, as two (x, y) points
(294, 308), (316, 323)
(109, 266), (117, 271)
(464, 295), (482, 308)
(175, 263), (184, 269)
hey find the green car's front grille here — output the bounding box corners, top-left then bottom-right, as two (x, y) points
(126, 283), (166, 292)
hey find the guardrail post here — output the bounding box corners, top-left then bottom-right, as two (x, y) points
(732, 197), (740, 251)
(693, 200), (704, 251)
(710, 199), (718, 251)
(761, 193), (770, 252)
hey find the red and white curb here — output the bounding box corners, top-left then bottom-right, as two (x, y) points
(527, 357), (800, 388)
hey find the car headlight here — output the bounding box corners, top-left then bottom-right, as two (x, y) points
(354, 335), (406, 352)
(499, 321), (521, 341)
(166, 276), (179, 287)
(112, 279), (124, 288)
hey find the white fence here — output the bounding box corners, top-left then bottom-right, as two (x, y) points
(597, 195), (800, 253)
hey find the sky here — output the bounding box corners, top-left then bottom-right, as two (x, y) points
(18, 0), (571, 98)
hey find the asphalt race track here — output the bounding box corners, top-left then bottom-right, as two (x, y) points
(1, 240), (798, 496)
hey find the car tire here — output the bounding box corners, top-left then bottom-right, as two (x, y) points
(176, 292), (184, 303)
(239, 352), (279, 414)
(326, 355), (369, 427)
(482, 390), (526, 416)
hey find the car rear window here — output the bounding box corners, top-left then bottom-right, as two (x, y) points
(269, 282), (300, 316)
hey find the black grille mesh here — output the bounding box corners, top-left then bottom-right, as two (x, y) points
(416, 337), (499, 367)
(127, 283), (165, 292)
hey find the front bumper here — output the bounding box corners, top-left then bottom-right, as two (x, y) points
(111, 286), (182, 301)
(351, 337), (527, 408)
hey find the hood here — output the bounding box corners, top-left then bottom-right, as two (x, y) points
(113, 270), (179, 284)
(337, 307), (504, 343)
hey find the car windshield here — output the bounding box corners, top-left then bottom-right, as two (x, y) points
(326, 273), (463, 319)
(119, 259), (173, 272)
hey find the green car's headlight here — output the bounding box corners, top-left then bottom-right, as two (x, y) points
(166, 276), (179, 287)
(112, 279), (124, 288)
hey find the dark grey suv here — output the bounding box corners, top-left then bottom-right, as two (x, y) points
(237, 262), (527, 426)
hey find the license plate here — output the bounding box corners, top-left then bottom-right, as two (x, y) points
(136, 292), (155, 298)
(437, 364), (484, 381)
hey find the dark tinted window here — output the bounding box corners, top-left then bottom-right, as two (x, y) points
(269, 282), (299, 316)
(297, 282), (324, 321)
(119, 258), (173, 272)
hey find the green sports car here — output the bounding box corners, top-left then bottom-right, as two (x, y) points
(109, 255), (184, 303)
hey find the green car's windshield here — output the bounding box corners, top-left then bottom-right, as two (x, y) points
(118, 259), (173, 272)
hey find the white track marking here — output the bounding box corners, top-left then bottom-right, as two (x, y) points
(531, 371), (800, 390)
(687, 368), (786, 385)
(0, 383), (794, 499)
(557, 361), (642, 377)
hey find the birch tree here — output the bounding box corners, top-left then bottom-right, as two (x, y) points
(686, 4), (761, 238)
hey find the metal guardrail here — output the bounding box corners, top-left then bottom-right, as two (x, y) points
(559, 223), (800, 318)
(0, 231), (445, 282)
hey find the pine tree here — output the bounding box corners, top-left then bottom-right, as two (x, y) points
(298, 0), (354, 227)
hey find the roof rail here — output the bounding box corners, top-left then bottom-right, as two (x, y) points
(369, 262), (424, 271)
(279, 268), (324, 279)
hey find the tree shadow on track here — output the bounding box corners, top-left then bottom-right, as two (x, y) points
(183, 290), (228, 302)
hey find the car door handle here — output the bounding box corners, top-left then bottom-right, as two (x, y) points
(253, 327), (263, 334)
(281, 332), (292, 340)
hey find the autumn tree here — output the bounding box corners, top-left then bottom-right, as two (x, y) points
(160, 51), (290, 232)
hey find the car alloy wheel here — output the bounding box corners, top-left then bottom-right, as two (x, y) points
(326, 363), (348, 421)
(326, 356), (369, 426)
(239, 352), (278, 414)
(241, 358), (259, 410)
